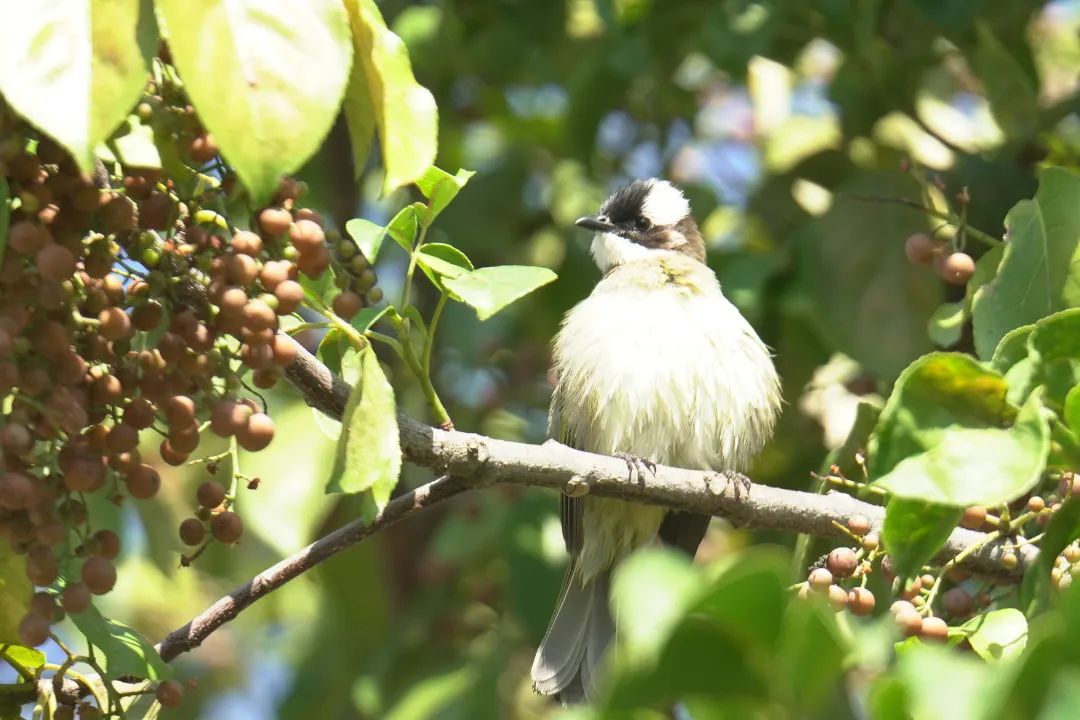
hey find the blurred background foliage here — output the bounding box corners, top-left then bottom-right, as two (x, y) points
(55, 0), (1080, 717)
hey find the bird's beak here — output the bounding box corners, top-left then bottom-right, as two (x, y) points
(575, 215), (616, 233)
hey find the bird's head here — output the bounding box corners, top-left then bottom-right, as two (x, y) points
(576, 178), (705, 273)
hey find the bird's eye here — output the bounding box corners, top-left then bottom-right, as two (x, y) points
(634, 216), (650, 230)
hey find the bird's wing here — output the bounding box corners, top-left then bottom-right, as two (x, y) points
(549, 384), (584, 556)
(657, 511), (711, 557)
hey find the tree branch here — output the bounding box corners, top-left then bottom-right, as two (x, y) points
(158, 337), (1040, 663)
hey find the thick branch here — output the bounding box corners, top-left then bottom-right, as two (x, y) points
(158, 338), (1039, 663)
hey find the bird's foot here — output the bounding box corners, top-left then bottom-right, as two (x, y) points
(709, 472), (751, 501)
(615, 452), (656, 487)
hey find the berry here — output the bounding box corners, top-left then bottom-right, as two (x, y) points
(18, 613), (50, 647)
(920, 616), (949, 642)
(808, 567), (832, 590)
(894, 608), (923, 636)
(259, 208), (293, 236)
(125, 464), (161, 499)
(847, 514), (870, 536)
(904, 233), (939, 265)
(960, 505), (986, 530)
(197, 481), (226, 509)
(826, 547), (858, 578)
(848, 587), (875, 616)
(179, 517), (206, 546)
(81, 556), (117, 594)
(94, 529), (121, 558)
(941, 587), (973, 617)
(936, 252), (975, 285)
(62, 582), (92, 614)
(210, 511), (243, 543)
(237, 412), (274, 451)
(155, 680), (185, 707)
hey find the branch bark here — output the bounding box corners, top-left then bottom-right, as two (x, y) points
(158, 337), (1040, 662)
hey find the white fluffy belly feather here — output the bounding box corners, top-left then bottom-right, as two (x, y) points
(552, 256), (780, 581)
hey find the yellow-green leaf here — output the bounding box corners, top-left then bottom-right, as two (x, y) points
(0, 544), (30, 644)
(344, 0), (438, 194)
(325, 346), (401, 514)
(443, 266), (557, 321)
(0, 0), (156, 171)
(157, 0), (352, 204)
(71, 605), (172, 680)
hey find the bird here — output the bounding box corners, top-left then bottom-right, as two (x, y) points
(530, 178), (782, 703)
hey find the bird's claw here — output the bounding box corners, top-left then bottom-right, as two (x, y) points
(728, 474), (751, 501)
(615, 452), (656, 487)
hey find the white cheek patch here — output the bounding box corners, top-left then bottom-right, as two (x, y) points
(590, 232), (652, 272)
(641, 180), (689, 227)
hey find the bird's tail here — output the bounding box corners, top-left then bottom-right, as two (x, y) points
(530, 560), (614, 705)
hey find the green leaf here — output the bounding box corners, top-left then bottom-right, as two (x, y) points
(693, 550), (788, 650)
(443, 266), (557, 321)
(383, 666), (474, 720)
(873, 391), (1049, 507)
(416, 243), (474, 290)
(896, 644), (1007, 720)
(0, 178), (8, 268)
(342, 46), (376, 177)
(990, 324), (1036, 374)
(1027, 309), (1080, 407)
(386, 203), (423, 253)
(928, 300), (966, 348)
(111, 117), (161, 169)
(958, 609), (1027, 662)
(610, 549), (701, 663)
(882, 498), (963, 578)
(71, 605), (171, 680)
(325, 346), (401, 514)
(344, 0), (438, 194)
(972, 167), (1080, 359)
(777, 599), (847, 713)
(157, 0), (352, 204)
(869, 353), (1012, 479)
(0, 0), (157, 172)
(1066, 385), (1080, 435)
(345, 218), (385, 263)
(0, 545), (29, 644)
(350, 306), (388, 335)
(969, 21), (1039, 141)
(0, 644), (46, 673)
(415, 166), (475, 222)
(299, 264), (336, 307)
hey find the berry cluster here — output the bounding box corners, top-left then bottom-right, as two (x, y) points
(0, 89), (379, 687)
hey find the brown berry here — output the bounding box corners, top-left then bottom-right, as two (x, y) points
(258, 207), (292, 236)
(131, 301), (163, 331)
(165, 395), (197, 427)
(107, 423), (139, 453)
(920, 616), (949, 642)
(273, 280), (303, 315)
(123, 398), (157, 430)
(941, 587), (973, 617)
(0, 472), (34, 510)
(272, 333), (297, 366)
(159, 439), (188, 466)
(960, 505), (986, 530)
(179, 517), (206, 546)
(904, 233), (939, 265)
(36, 243), (77, 282)
(26, 544), (59, 585)
(848, 587), (876, 616)
(18, 613), (50, 647)
(125, 464), (161, 499)
(62, 582), (92, 614)
(936, 252), (975, 285)
(81, 556), (117, 594)
(808, 567), (833, 590)
(189, 134), (218, 164)
(197, 481), (226, 509)
(332, 290), (363, 320)
(210, 399), (251, 438)
(289, 220), (325, 255)
(231, 230), (263, 257)
(97, 307), (132, 341)
(156, 679), (185, 707)
(895, 608), (923, 636)
(210, 511), (243, 543)
(826, 547), (858, 578)
(237, 412), (274, 451)
(847, 514), (871, 536)
(827, 584), (848, 610)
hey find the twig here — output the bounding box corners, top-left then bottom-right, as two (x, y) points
(156, 336), (1042, 664)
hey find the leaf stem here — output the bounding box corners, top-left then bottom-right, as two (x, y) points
(842, 193), (1003, 248)
(422, 291), (448, 378)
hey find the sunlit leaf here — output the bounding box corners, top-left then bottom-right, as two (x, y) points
(351, 306), (388, 335)
(990, 324), (1035, 374)
(0, 544), (30, 644)
(71, 605), (172, 680)
(611, 549), (700, 662)
(416, 242), (473, 291)
(344, 0), (438, 194)
(345, 217), (385, 263)
(443, 265), (557, 321)
(896, 644), (1007, 720)
(415, 166), (475, 222)
(325, 346), (401, 514)
(342, 49), (376, 177)
(969, 21), (1039, 141)
(873, 391), (1049, 507)
(927, 300), (966, 348)
(158, 0), (352, 204)
(882, 499), (963, 578)
(383, 666), (474, 720)
(111, 117), (161, 169)
(958, 609), (1027, 662)
(972, 167), (1080, 359)
(0, 0), (157, 171)
(0, 644), (45, 672)
(386, 203), (423, 253)
(1066, 385), (1080, 435)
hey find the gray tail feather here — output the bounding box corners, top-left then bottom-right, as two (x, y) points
(531, 561), (613, 704)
